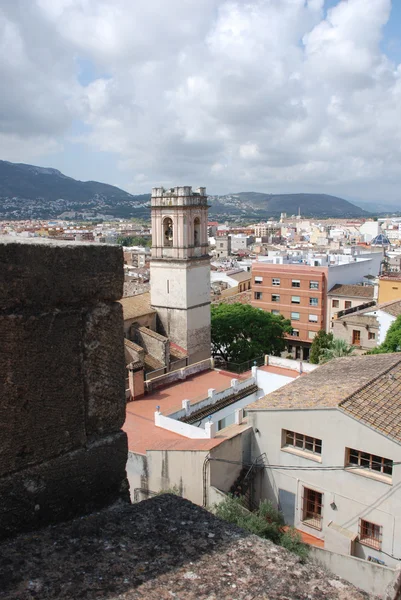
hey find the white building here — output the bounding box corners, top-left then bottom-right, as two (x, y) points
(247, 354), (401, 567)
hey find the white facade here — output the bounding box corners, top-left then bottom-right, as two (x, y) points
(249, 407), (401, 567)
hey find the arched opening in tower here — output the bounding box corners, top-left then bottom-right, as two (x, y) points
(194, 217), (201, 247)
(163, 217), (174, 247)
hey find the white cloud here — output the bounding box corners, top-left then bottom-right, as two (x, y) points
(0, 0), (400, 203)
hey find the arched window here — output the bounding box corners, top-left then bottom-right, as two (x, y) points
(194, 217), (201, 247)
(163, 217), (173, 247)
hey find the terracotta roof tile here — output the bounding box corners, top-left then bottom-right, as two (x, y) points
(247, 354), (401, 411)
(119, 292), (156, 320)
(328, 284), (374, 298)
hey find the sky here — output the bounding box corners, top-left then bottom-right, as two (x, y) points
(1, 0), (401, 205)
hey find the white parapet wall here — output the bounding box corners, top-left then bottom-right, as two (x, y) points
(266, 355), (317, 374)
(155, 410), (216, 439)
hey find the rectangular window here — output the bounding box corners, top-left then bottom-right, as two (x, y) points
(292, 329), (300, 337)
(346, 448), (393, 478)
(254, 276), (263, 284)
(309, 314), (318, 322)
(271, 309), (280, 315)
(292, 279), (301, 288)
(284, 430), (322, 454)
(368, 331), (376, 340)
(332, 299), (339, 308)
(309, 297), (318, 306)
(291, 296), (301, 304)
(272, 294), (280, 302)
(291, 312), (300, 320)
(254, 291), (262, 300)
(352, 330), (361, 345)
(359, 519), (382, 550)
(302, 487), (323, 530)
(308, 331), (316, 340)
(310, 281), (319, 290)
(272, 278), (280, 286)
(345, 301), (352, 309)
(167, 280), (170, 294)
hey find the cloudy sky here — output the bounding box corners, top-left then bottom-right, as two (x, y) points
(1, 0), (401, 204)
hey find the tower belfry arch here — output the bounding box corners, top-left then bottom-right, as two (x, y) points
(150, 186), (211, 364)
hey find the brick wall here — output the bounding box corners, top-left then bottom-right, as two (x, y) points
(0, 238), (130, 538)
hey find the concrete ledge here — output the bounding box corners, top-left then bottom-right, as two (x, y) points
(0, 432), (129, 540)
(0, 238), (123, 309)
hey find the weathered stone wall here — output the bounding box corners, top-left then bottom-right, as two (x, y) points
(0, 237), (130, 539)
(133, 325), (170, 366)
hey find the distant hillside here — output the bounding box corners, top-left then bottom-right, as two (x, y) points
(208, 192), (369, 218)
(0, 160), (150, 219)
(0, 160), (369, 220)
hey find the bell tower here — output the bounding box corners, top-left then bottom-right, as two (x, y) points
(150, 186), (211, 364)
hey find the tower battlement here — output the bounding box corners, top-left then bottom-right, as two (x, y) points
(151, 186), (207, 207)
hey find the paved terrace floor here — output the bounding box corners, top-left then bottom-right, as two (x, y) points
(0, 495), (372, 600)
(124, 366), (299, 455)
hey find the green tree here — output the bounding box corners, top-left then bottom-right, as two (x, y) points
(368, 315), (401, 354)
(211, 303), (291, 363)
(319, 338), (355, 364)
(309, 330), (333, 364)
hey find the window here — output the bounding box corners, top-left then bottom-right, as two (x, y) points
(272, 278), (280, 286)
(194, 217), (201, 247)
(284, 430), (322, 454)
(292, 329), (300, 337)
(291, 312), (300, 320)
(359, 519), (382, 550)
(292, 279), (301, 288)
(254, 291), (262, 300)
(368, 331), (376, 340)
(291, 296), (301, 304)
(220, 243), (224, 248)
(255, 276), (263, 284)
(310, 281), (319, 290)
(309, 297), (318, 306)
(271, 309), (280, 315)
(308, 331), (316, 340)
(346, 448), (393, 478)
(309, 314), (318, 322)
(345, 301), (352, 309)
(272, 294), (280, 302)
(352, 330), (361, 345)
(163, 217), (173, 247)
(332, 299), (339, 308)
(302, 487), (323, 530)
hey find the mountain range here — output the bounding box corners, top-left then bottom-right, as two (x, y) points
(0, 159), (371, 220)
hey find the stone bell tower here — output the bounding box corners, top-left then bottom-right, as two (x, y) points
(150, 186), (211, 364)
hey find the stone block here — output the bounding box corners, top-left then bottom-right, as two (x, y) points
(0, 311), (86, 477)
(0, 432), (129, 539)
(0, 238), (123, 310)
(83, 303), (126, 435)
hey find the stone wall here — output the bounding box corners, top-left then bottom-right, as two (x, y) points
(0, 237), (130, 538)
(133, 325), (169, 366)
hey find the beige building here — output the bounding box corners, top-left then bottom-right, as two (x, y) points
(332, 299), (401, 351)
(327, 283), (375, 331)
(247, 354), (401, 568)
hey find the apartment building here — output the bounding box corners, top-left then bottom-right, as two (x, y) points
(247, 354), (401, 568)
(251, 263), (327, 360)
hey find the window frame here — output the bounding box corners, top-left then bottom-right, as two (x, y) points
(352, 330), (361, 345)
(332, 299), (339, 308)
(308, 314), (318, 323)
(309, 297), (319, 306)
(291, 279), (301, 288)
(309, 281), (319, 290)
(284, 430), (322, 455)
(272, 278), (280, 286)
(344, 300), (352, 310)
(346, 447), (393, 481)
(368, 331), (376, 341)
(359, 519), (382, 550)
(254, 291), (262, 300)
(291, 329), (300, 337)
(302, 487), (323, 530)
(254, 276), (263, 284)
(271, 294), (280, 302)
(291, 311), (300, 321)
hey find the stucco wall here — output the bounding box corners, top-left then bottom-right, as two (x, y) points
(133, 326), (169, 366)
(249, 407), (401, 568)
